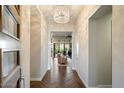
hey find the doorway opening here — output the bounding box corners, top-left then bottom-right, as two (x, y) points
(49, 32), (73, 69)
(89, 5), (112, 88)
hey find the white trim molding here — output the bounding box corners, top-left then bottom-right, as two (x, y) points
(30, 78), (41, 81)
(97, 85), (112, 88)
(72, 67), (76, 70)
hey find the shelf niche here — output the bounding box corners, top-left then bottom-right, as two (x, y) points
(0, 49), (21, 88)
(0, 5), (21, 88)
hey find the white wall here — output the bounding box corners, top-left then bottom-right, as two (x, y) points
(30, 6), (42, 80)
(89, 6), (112, 87)
(72, 31), (76, 69)
(40, 9), (48, 80)
(20, 6), (30, 88)
(112, 6), (124, 88)
(30, 6), (48, 81)
(75, 5), (100, 87)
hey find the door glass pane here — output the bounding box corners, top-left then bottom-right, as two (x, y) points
(2, 51), (18, 78)
(60, 43), (64, 53)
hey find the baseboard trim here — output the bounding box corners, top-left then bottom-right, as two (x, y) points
(75, 69), (88, 88)
(81, 79), (89, 88)
(30, 69), (48, 81)
(40, 69), (48, 80)
(97, 85), (112, 88)
(30, 78), (41, 81)
(72, 67), (76, 70)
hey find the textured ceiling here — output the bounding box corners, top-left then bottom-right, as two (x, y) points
(39, 5), (83, 24)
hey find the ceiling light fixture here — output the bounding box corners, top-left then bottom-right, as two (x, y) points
(53, 6), (70, 24)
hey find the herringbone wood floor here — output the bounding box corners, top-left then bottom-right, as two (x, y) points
(30, 59), (85, 88)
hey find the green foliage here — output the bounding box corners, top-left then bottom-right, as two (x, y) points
(54, 47), (59, 54)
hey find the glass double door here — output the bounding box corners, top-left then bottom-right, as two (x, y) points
(53, 43), (72, 57)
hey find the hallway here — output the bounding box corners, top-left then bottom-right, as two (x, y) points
(30, 58), (85, 88)
(30, 5), (113, 88)
(1, 5), (124, 88)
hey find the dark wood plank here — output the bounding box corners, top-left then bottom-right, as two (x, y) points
(0, 49), (2, 88)
(14, 5), (20, 16)
(6, 5), (20, 24)
(0, 6), (2, 32)
(30, 62), (86, 88)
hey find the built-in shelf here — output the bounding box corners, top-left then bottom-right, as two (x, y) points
(0, 5), (20, 40)
(1, 30), (20, 41)
(0, 49), (20, 88)
(2, 66), (20, 87)
(0, 5), (21, 88)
